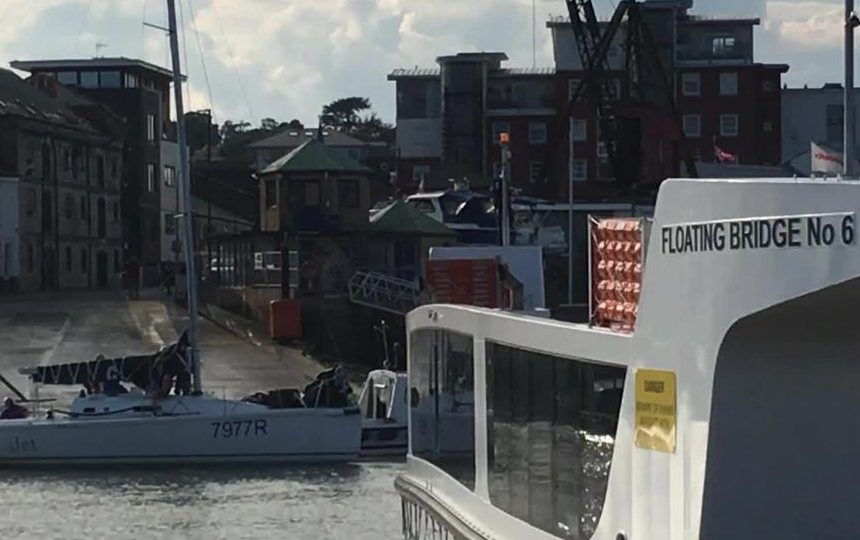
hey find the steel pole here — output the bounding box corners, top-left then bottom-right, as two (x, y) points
(500, 143), (511, 246)
(567, 118), (574, 305)
(846, 0), (855, 176)
(167, 0), (202, 393)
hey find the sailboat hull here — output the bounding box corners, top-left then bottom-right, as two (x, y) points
(0, 405), (362, 465)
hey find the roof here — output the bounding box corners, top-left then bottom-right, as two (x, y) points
(494, 67), (556, 77)
(260, 139), (371, 174)
(0, 68), (95, 131)
(369, 200), (454, 236)
(11, 57), (175, 79)
(387, 68), (441, 80)
(249, 128), (368, 149)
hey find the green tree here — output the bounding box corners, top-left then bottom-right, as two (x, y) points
(320, 97), (371, 133)
(260, 117), (278, 131)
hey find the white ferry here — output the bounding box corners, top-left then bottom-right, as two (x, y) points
(397, 177), (860, 539)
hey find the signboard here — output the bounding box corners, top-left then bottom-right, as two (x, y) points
(634, 369), (676, 453)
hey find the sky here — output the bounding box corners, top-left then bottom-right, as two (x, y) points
(0, 0), (852, 127)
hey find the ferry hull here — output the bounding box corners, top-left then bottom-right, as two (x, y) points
(0, 407), (362, 466)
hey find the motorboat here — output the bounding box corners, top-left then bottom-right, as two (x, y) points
(0, 334), (361, 465)
(397, 176), (860, 539)
(0, 0), (362, 466)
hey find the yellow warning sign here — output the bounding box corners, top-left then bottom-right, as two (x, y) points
(634, 369), (676, 453)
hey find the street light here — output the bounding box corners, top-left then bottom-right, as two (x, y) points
(846, 2), (858, 175)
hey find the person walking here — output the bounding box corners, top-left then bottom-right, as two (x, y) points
(124, 257), (141, 299)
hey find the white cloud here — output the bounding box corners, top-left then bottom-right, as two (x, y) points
(765, 1), (843, 48)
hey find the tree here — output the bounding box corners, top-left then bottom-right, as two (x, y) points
(260, 117), (278, 131)
(353, 113), (395, 143)
(320, 97), (371, 133)
(287, 119), (304, 130)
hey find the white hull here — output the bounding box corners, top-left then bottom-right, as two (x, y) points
(0, 396), (362, 466)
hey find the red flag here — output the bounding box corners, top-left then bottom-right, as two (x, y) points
(713, 144), (738, 164)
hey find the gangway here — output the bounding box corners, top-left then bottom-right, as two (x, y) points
(348, 271), (421, 315)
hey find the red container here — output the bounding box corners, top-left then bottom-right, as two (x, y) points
(269, 298), (302, 340)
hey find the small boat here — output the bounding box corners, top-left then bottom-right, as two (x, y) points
(357, 369), (408, 456)
(0, 333), (361, 465)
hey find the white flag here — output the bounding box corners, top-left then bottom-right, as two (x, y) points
(811, 141), (845, 174)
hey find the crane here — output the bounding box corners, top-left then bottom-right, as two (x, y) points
(565, 0), (697, 189)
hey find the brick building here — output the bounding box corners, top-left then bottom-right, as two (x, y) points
(389, 0), (788, 203)
(0, 68), (123, 291)
(12, 58), (181, 277)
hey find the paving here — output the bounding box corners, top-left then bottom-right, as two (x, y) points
(0, 289), (325, 404)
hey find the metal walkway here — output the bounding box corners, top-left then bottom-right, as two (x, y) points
(347, 271), (420, 315)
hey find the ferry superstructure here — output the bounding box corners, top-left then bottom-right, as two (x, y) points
(397, 177), (860, 539)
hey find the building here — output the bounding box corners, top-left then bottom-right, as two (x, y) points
(249, 129), (376, 172)
(11, 57), (181, 277)
(0, 68), (123, 291)
(0, 176), (19, 291)
(781, 83), (860, 171)
(389, 0), (787, 203)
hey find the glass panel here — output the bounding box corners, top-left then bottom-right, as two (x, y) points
(100, 71), (121, 88)
(56, 71), (78, 86)
(486, 343), (626, 539)
(409, 329), (475, 490)
(80, 71), (98, 88)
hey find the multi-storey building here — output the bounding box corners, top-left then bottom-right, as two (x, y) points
(0, 68), (123, 291)
(389, 0), (787, 203)
(11, 57), (180, 277)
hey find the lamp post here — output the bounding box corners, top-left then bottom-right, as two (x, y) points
(846, 2), (859, 175)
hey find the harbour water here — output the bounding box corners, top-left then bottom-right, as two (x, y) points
(1, 461), (403, 539)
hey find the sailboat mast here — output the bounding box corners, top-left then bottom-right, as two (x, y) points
(166, 0), (202, 393)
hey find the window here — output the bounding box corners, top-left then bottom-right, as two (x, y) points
(163, 165), (176, 187)
(304, 181), (320, 207)
(265, 179), (278, 207)
(147, 164), (156, 192)
(528, 162), (545, 184)
(763, 120), (774, 134)
(146, 114), (156, 142)
(486, 343), (625, 540)
(80, 248), (88, 274)
(412, 165), (431, 185)
(80, 195), (88, 220)
(124, 73), (138, 88)
(607, 79), (621, 100)
(63, 149), (71, 171)
(114, 250), (120, 273)
(164, 213), (176, 235)
(80, 71), (98, 88)
(346, 149), (360, 161)
(720, 114), (739, 136)
(65, 246), (72, 273)
(683, 114), (701, 137)
(338, 179), (360, 208)
(26, 243), (34, 273)
(110, 157), (118, 178)
(529, 122), (547, 144)
(113, 201), (119, 222)
(99, 71), (121, 88)
(63, 194), (74, 220)
(571, 118), (587, 142)
(712, 36), (737, 57)
(96, 156), (105, 185)
(682, 73), (701, 96)
(719, 72), (738, 96)
(491, 122), (510, 144)
(572, 159), (588, 181)
(409, 330), (475, 489)
(568, 78), (582, 102)
(56, 71), (77, 86)
(26, 189), (36, 216)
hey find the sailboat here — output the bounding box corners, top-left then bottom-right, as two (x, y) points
(0, 0), (362, 465)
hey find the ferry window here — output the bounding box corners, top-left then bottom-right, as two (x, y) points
(57, 71), (78, 86)
(80, 71), (98, 88)
(100, 71), (121, 88)
(409, 329), (475, 490)
(486, 342), (626, 539)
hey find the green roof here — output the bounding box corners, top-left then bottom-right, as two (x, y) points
(369, 200), (454, 237)
(261, 139), (371, 174)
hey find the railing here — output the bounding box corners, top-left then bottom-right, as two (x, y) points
(348, 271), (421, 315)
